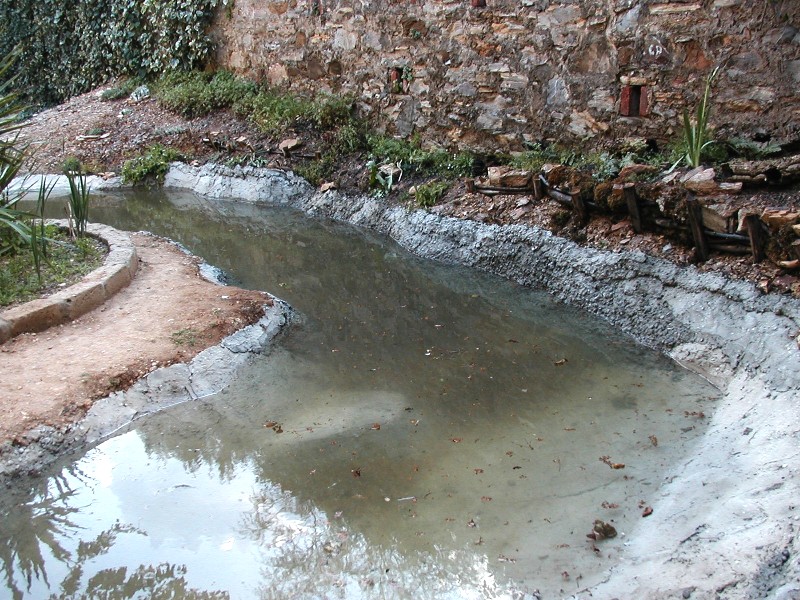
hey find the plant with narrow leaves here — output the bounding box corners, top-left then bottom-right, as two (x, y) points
(65, 165), (90, 238)
(679, 66), (720, 169)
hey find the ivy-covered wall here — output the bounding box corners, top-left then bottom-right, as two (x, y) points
(0, 0), (223, 105)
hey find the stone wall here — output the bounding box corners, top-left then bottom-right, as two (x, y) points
(211, 0), (799, 151)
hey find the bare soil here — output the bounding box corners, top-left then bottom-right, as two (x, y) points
(0, 232), (270, 448)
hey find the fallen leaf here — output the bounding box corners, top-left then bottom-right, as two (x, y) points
(505, 451), (514, 456)
(473, 468), (484, 474)
(649, 434), (658, 447)
(351, 468), (361, 477)
(611, 463), (625, 469)
(264, 421), (277, 428)
(467, 518), (476, 528)
(554, 358), (568, 366)
(410, 419), (420, 426)
(451, 437), (463, 443)
(370, 423), (381, 430)
(481, 496), (492, 502)
(642, 506), (653, 517)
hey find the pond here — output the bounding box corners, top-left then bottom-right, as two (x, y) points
(1, 190), (718, 598)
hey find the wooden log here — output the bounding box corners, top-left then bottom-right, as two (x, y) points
(623, 183), (642, 233)
(744, 214), (767, 263)
(571, 190), (588, 225)
(726, 154), (800, 185)
(686, 198), (709, 261)
(546, 187), (574, 207)
(533, 178), (543, 200)
(474, 184), (535, 195)
(707, 243), (751, 255)
(705, 230), (749, 244)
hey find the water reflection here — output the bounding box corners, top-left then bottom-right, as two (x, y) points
(1, 190), (719, 597)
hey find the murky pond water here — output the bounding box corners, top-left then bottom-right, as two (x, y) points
(3, 191), (718, 598)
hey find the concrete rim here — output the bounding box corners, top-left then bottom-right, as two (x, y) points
(0, 220), (138, 344)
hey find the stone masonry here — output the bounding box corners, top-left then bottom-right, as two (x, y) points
(211, 0), (799, 152)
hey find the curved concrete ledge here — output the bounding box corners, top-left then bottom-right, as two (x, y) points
(0, 221), (138, 344)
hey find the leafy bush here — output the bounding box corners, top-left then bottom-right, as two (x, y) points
(414, 180), (449, 208)
(121, 145), (184, 185)
(367, 135), (474, 177)
(233, 88), (315, 134)
(0, 0), (224, 105)
(155, 70), (257, 119)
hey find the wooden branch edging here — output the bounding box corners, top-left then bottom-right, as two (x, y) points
(465, 172), (772, 264)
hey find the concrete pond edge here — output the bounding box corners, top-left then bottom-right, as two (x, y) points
(0, 220), (138, 344)
(156, 162), (800, 599)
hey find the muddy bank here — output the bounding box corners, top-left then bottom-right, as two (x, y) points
(162, 162), (800, 599)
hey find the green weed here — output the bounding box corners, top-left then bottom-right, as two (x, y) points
(414, 180), (449, 208)
(121, 144), (184, 185)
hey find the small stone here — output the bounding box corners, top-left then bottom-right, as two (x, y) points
(320, 182), (337, 192)
(279, 138), (302, 152)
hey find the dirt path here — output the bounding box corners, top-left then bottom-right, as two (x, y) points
(0, 232), (270, 448)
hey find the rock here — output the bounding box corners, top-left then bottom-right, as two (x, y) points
(279, 138), (302, 153)
(487, 166), (532, 188)
(682, 168), (718, 194)
(130, 85), (150, 102)
(320, 181), (337, 192)
(792, 224), (800, 237)
(762, 208), (800, 230)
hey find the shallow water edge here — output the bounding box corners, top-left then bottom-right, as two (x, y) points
(156, 163), (800, 599)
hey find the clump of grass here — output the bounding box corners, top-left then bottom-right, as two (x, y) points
(121, 144), (184, 185)
(294, 153), (336, 186)
(0, 226), (104, 306)
(679, 66), (720, 168)
(367, 135), (473, 178)
(100, 78), (141, 101)
(170, 327), (199, 347)
(154, 70), (258, 119)
(414, 180), (449, 208)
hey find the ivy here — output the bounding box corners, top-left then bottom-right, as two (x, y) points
(0, 0), (222, 105)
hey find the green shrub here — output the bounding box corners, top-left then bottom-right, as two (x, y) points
(414, 180), (449, 208)
(155, 70), (257, 119)
(367, 135), (474, 177)
(234, 88), (315, 134)
(121, 145), (184, 185)
(100, 79), (141, 101)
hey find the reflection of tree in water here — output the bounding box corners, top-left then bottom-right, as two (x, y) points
(0, 470), (82, 599)
(55, 561), (229, 600)
(0, 470), (228, 599)
(241, 483), (528, 600)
